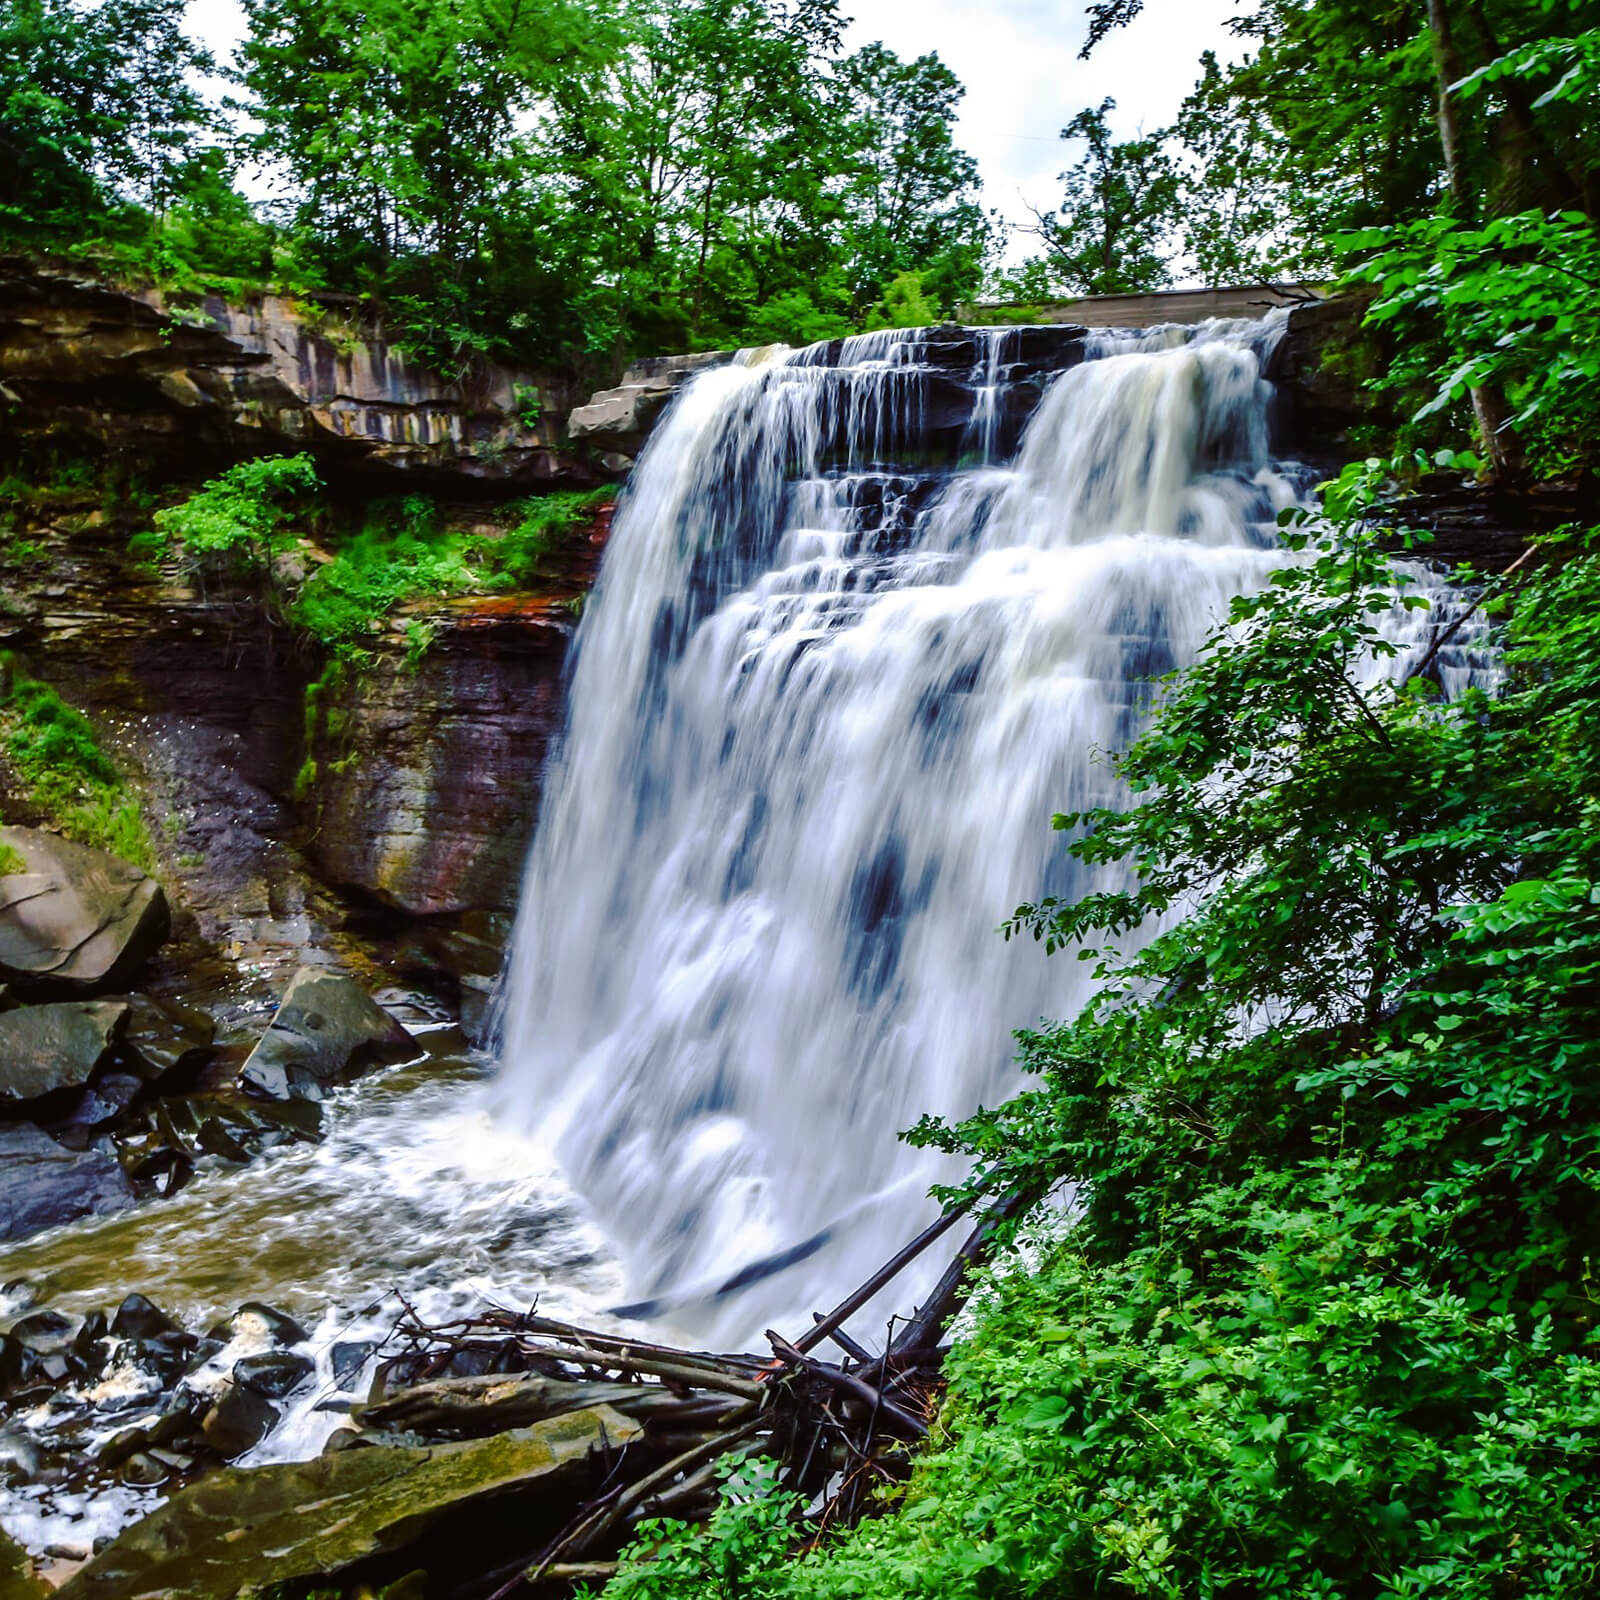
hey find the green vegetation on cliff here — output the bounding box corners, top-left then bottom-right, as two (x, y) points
(0, 653), (152, 867)
(147, 455), (611, 661)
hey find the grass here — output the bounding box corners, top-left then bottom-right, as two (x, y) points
(0, 653), (154, 869)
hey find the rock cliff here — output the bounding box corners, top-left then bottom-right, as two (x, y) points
(0, 259), (598, 489)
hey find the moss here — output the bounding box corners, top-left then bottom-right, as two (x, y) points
(0, 651), (154, 868)
(0, 842), (25, 874)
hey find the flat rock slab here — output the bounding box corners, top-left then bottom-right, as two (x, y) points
(0, 1000), (128, 1102)
(0, 1122), (135, 1241)
(240, 968), (418, 1101)
(57, 1404), (643, 1600)
(0, 828), (169, 994)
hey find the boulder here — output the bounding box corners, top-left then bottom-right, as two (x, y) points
(57, 1405), (644, 1600)
(233, 1350), (314, 1399)
(198, 1383), (278, 1459)
(0, 829), (169, 995)
(0, 1124), (135, 1242)
(0, 1000), (128, 1104)
(240, 968), (417, 1102)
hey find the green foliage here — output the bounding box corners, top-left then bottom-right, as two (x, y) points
(0, 843), (25, 875)
(864, 272), (940, 332)
(1020, 98), (1180, 297)
(153, 453), (321, 604)
(0, 653), (151, 867)
(597, 1457), (803, 1600)
(286, 487), (610, 657)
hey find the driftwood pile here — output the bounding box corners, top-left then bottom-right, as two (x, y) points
(356, 1193), (1024, 1596)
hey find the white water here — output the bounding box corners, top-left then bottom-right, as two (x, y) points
(495, 316), (1335, 1345)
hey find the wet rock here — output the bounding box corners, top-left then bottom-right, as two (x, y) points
(208, 1303), (309, 1349)
(118, 995), (215, 1090)
(110, 1294), (178, 1343)
(4, 1310), (86, 1385)
(199, 1383), (278, 1459)
(115, 1095), (322, 1181)
(233, 1350), (314, 1399)
(331, 1341), (376, 1391)
(43, 1070), (144, 1144)
(240, 968), (417, 1101)
(0, 1123), (135, 1242)
(0, 1000), (129, 1103)
(0, 1427), (46, 1484)
(0, 829), (169, 995)
(119, 1451), (171, 1487)
(58, 1404), (644, 1600)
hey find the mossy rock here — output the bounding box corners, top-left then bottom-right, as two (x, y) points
(57, 1405), (643, 1600)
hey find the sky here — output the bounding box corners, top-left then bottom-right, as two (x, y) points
(182, 0), (1241, 262)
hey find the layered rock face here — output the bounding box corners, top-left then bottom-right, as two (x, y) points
(303, 595), (586, 919)
(0, 260), (595, 489)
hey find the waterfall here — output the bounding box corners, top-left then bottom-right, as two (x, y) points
(494, 315), (1317, 1345)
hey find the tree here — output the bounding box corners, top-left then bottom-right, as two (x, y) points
(1173, 50), (1315, 284)
(826, 43), (992, 315)
(1023, 98), (1180, 296)
(0, 0), (216, 238)
(240, 0), (597, 369)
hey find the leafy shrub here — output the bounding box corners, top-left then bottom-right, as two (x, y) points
(154, 453), (321, 600)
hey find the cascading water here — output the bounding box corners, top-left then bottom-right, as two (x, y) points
(495, 314), (1335, 1345)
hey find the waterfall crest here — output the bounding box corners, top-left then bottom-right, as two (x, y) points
(495, 316), (1310, 1343)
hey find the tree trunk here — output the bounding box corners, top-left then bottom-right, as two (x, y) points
(1426, 0), (1524, 481)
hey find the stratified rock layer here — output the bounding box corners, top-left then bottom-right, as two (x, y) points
(0, 260), (594, 489)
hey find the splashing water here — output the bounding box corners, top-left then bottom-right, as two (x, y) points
(493, 315), (1390, 1345)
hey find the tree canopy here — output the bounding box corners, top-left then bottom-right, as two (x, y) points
(0, 0), (995, 367)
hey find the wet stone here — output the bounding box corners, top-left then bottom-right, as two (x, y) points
(233, 1350), (313, 1399)
(330, 1341), (375, 1391)
(199, 1384), (277, 1459)
(110, 1294), (178, 1343)
(0, 1001), (129, 1104)
(119, 1452), (171, 1487)
(240, 967), (417, 1102)
(117, 995), (215, 1089)
(208, 1303), (308, 1349)
(0, 1124), (135, 1241)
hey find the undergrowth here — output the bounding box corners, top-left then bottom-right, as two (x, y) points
(147, 455), (611, 661)
(0, 653), (152, 867)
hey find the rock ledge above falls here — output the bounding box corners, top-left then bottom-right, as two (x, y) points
(0, 259), (596, 490)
